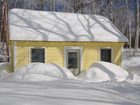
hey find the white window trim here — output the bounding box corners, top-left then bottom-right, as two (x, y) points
(64, 46), (83, 72)
(99, 47), (113, 63)
(29, 47), (46, 63)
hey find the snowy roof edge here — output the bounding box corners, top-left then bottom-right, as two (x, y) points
(8, 8), (128, 42)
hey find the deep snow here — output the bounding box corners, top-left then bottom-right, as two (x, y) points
(0, 80), (140, 105)
(0, 63), (11, 80)
(78, 61), (129, 82)
(6, 63), (75, 81)
(123, 49), (140, 84)
(0, 49), (140, 105)
(123, 49), (140, 73)
(1, 61), (129, 82)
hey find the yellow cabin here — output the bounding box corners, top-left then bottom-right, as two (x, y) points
(8, 9), (128, 75)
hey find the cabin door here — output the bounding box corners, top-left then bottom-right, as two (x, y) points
(66, 49), (81, 76)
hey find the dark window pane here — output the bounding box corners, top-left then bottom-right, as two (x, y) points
(101, 49), (111, 62)
(68, 52), (78, 69)
(31, 49), (45, 63)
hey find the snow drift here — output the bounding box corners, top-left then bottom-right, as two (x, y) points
(79, 61), (129, 82)
(0, 62), (11, 72)
(7, 63), (75, 81)
(0, 63), (11, 80)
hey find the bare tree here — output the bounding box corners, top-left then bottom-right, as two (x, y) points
(0, 0), (139, 58)
(125, 0), (132, 55)
(0, 0), (9, 61)
(134, 0), (140, 56)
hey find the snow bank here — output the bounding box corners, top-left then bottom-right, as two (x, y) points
(0, 63), (11, 80)
(0, 79), (140, 105)
(7, 63), (75, 81)
(127, 74), (140, 84)
(79, 61), (129, 82)
(0, 62), (11, 72)
(0, 70), (9, 80)
(123, 49), (140, 71)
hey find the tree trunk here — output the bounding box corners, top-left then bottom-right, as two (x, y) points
(109, 0), (113, 22)
(134, 0), (140, 56)
(129, 15), (132, 55)
(1, 0), (9, 61)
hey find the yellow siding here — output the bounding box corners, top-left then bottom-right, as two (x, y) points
(10, 42), (14, 72)
(10, 41), (124, 70)
(113, 45), (122, 66)
(15, 46), (29, 70)
(47, 47), (64, 67)
(83, 47), (98, 70)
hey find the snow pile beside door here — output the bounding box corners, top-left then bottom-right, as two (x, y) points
(0, 63), (11, 80)
(6, 63), (75, 81)
(0, 62), (136, 83)
(78, 61), (129, 82)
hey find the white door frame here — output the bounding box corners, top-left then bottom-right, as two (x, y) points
(64, 46), (82, 75)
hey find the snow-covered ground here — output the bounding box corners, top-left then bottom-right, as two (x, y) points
(123, 49), (140, 84)
(0, 80), (140, 105)
(123, 49), (140, 73)
(0, 49), (140, 105)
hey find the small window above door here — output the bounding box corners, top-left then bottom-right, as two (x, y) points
(31, 48), (45, 63)
(100, 48), (112, 63)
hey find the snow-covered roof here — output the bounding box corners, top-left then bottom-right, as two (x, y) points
(8, 9), (128, 42)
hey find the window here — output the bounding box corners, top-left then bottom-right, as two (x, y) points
(31, 48), (45, 63)
(68, 51), (78, 69)
(100, 48), (112, 62)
